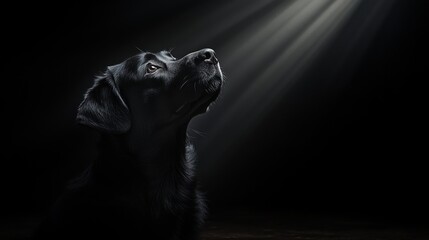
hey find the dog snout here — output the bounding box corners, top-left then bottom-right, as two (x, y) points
(196, 48), (218, 64)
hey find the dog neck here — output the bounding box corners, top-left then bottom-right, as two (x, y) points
(90, 122), (195, 197)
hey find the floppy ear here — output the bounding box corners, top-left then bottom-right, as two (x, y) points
(76, 69), (130, 133)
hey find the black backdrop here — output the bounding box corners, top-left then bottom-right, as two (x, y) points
(7, 0), (426, 227)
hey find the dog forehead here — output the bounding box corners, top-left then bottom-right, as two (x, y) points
(138, 51), (174, 62)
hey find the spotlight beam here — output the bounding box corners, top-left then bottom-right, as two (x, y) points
(195, 0), (364, 174)
(203, 0), (361, 137)
(219, 0), (333, 103)
(239, 0), (362, 117)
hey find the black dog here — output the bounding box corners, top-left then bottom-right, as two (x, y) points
(35, 49), (223, 239)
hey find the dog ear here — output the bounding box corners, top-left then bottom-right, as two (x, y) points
(76, 68), (130, 133)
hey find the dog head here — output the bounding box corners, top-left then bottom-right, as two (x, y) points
(77, 49), (223, 134)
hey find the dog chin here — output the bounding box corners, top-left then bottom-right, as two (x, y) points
(203, 77), (222, 93)
(171, 68), (222, 122)
(194, 86), (221, 115)
(172, 80), (221, 121)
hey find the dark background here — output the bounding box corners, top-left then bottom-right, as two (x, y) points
(6, 0), (427, 236)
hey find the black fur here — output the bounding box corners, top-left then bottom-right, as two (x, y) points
(35, 49), (223, 239)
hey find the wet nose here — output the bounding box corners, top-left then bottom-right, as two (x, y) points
(197, 48), (218, 64)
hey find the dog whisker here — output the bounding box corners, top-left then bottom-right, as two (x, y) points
(190, 129), (207, 137)
(180, 77), (190, 90)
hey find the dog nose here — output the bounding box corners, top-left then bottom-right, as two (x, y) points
(197, 48), (218, 64)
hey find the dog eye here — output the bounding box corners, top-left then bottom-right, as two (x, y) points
(147, 64), (161, 73)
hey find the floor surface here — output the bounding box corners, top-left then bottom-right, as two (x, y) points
(2, 212), (427, 240)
